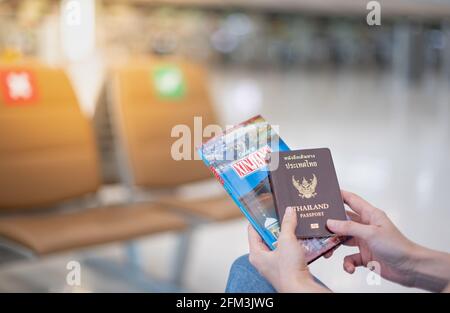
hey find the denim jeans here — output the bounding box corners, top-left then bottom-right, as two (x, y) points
(225, 254), (329, 293)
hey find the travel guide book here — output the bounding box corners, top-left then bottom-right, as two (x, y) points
(197, 115), (345, 263)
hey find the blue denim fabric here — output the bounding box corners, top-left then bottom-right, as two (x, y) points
(225, 254), (329, 293)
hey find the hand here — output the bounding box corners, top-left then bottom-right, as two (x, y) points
(248, 207), (329, 293)
(326, 191), (420, 287)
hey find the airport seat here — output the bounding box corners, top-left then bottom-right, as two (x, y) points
(0, 204), (185, 255)
(158, 195), (239, 222)
(110, 57), (242, 222)
(0, 61), (187, 256)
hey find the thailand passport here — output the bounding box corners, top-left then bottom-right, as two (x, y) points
(268, 148), (347, 238)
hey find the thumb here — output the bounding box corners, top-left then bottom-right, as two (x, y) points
(327, 219), (375, 241)
(279, 207), (297, 240)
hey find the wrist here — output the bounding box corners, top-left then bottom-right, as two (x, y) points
(408, 244), (450, 292)
(279, 270), (329, 293)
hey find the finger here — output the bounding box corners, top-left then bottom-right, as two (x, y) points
(295, 239), (308, 269)
(342, 237), (358, 247)
(343, 253), (364, 274)
(341, 190), (377, 217)
(279, 207), (297, 241)
(248, 224), (270, 253)
(345, 210), (362, 223)
(323, 244), (339, 258)
(327, 219), (376, 240)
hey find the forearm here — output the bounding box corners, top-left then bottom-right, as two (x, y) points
(279, 273), (331, 293)
(411, 245), (450, 292)
(293, 280), (330, 293)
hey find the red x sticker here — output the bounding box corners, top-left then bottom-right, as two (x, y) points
(0, 69), (39, 106)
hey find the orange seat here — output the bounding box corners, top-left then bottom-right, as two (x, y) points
(0, 62), (100, 210)
(111, 57), (242, 221)
(0, 204), (186, 255)
(158, 195), (240, 222)
(0, 61), (186, 255)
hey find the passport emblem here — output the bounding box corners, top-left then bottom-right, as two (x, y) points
(292, 174), (317, 199)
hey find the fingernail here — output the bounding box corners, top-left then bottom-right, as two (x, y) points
(344, 263), (351, 272)
(327, 219), (337, 228)
(285, 206), (294, 216)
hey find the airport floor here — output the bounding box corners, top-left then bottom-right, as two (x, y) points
(0, 67), (448, 292)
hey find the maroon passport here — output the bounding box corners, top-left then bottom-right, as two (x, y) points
(269, 148), (347, 238)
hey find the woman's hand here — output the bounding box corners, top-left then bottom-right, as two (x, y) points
(327, 190), (450, 292)
(248, 207), (329, 293)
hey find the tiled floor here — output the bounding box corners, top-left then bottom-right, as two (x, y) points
(0, 68), (448, 292)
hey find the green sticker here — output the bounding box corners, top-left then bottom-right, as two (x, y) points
(152, 65), (186, 100)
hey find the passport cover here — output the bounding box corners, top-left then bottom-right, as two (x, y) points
(269, 148), (347, 238)
(197, 116), (346, 263)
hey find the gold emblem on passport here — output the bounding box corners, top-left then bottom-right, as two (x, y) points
(292, 174), (317, 199)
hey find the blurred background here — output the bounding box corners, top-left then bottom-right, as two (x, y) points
(0, 0), (449, 292)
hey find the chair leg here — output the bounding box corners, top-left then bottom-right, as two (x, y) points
(171, 229), (193, 286)
(122, 229), (195, 289)
(83, 256), (183, 292)
(83, 240), (186, 292)
(124, 241), (141, 271)
(0, 238), (36, 264)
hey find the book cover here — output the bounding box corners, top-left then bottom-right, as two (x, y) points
(269, 148), (348, 238)
(197, 115), (346, 263)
